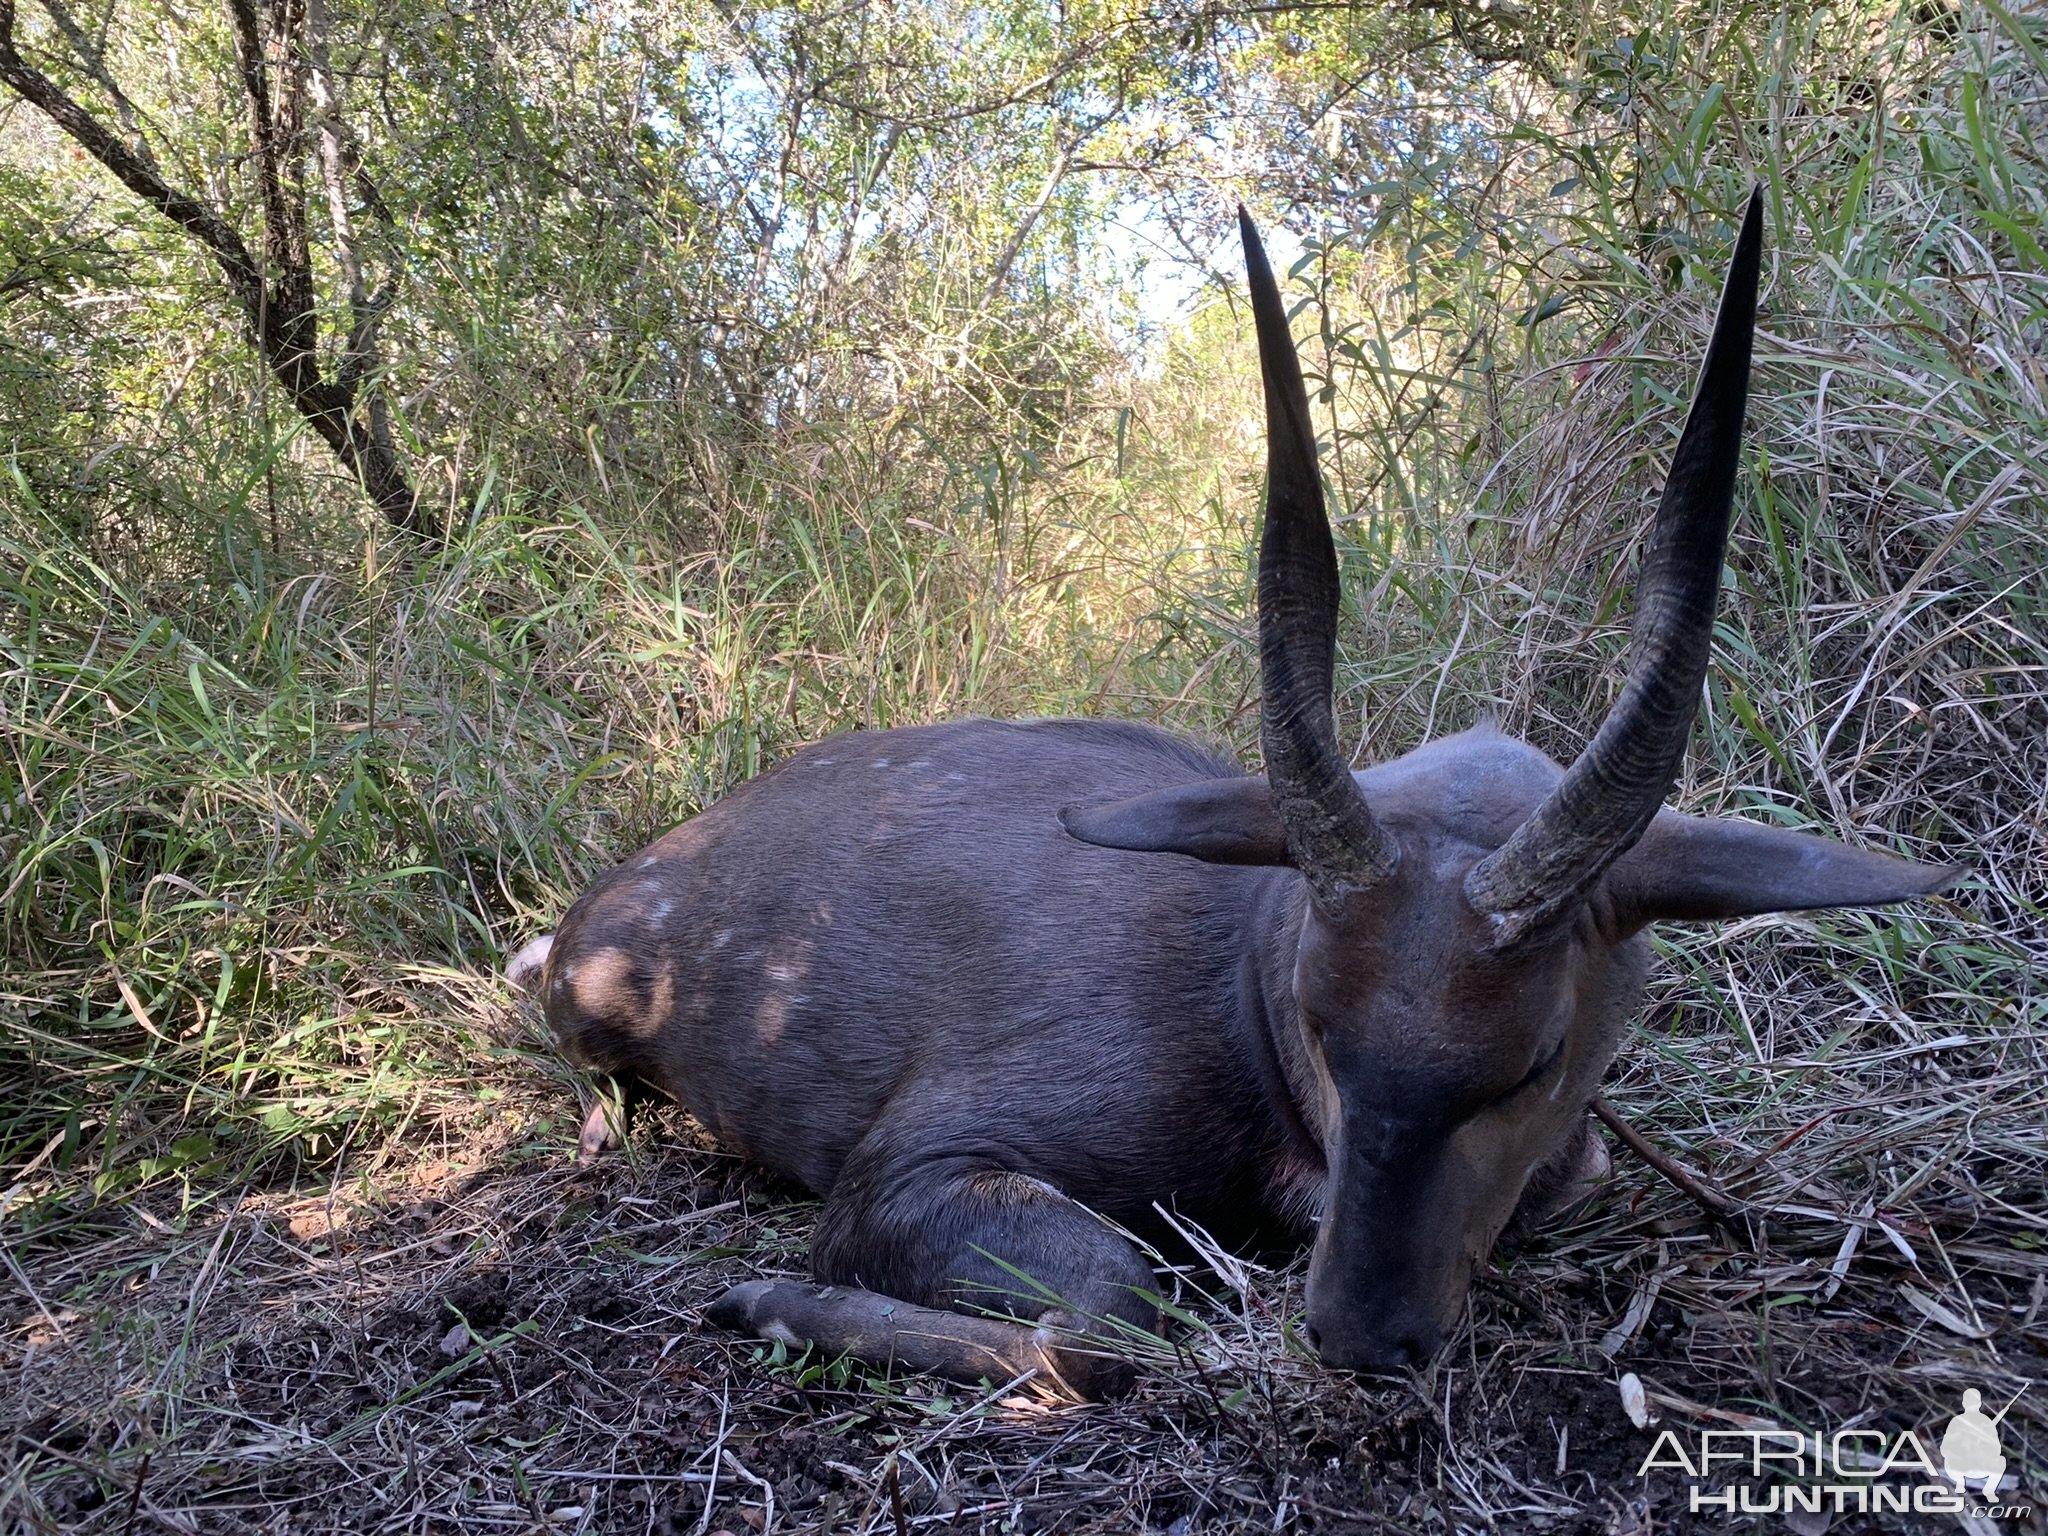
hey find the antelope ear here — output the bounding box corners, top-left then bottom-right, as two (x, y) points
(1611, 810), (1963, 928)
(1060, 777), (1293, 866)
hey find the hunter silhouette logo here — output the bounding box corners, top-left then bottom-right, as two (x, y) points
(1636, 1383), (2031, 1519)
(1941, 1388), (2014, 1498)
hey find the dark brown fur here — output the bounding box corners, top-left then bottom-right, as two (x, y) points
(544, 719), (1287, 1352)
(533, 716), (1949, 1379)
(528, 201), (1953, 1387)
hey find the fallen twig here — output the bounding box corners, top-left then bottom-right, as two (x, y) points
(1592, 1097), (1746, 1228)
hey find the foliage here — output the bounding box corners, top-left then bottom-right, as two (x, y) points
(1, 0), (2043, 1449)
(4, 0), (2046, 1525)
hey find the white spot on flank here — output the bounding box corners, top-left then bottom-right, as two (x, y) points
(651, 900), (673, 921)
(768, 962), (800, 983)
(812, 757), (837, 766)
(761, 1321), (802, 1347)
(872, 758), (890, 768)
(638, 856), (658, 868)
(908, 759), (932, 769)
(946, 772), (965, 782)
(712, 930), (732, 948)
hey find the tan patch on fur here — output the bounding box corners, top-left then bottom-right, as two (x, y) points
(755, 991), (791, 1047)
(753, 945), (812, 1046)
(645, 968), (675, 1034)
(573, 948), (640, 1023)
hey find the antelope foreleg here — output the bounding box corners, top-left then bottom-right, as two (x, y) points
(703, 1279), (1131, 1398)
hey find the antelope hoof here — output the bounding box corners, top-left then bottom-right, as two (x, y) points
(703, 1279), (780, 1334)
(1028, 1308), (1140, 1400)
(1573, 1117), (1613, 1188)
(1549, 1114), (1612, 1214)
(577, 1096), (624, 1164)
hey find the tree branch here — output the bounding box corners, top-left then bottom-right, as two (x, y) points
(36, 0), (155, 155)
(0, 0), (422, 534)
(0, 0), (267, 316)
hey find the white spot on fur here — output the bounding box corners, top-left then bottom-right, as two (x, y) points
(652, 900), (673, 921)
(638, 856), (658, 868)
(872, 758), (890, 767)
(768, 962), (800, 984)
(712, 930), (732, 948)
(908, 759), (932, 769)
(761, 1321), (802, 1347)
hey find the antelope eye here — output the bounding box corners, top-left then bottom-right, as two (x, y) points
(1500, 1037), (1566, 1102)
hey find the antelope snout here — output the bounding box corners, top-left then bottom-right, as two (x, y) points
(1302, 1300), (1445, 1374)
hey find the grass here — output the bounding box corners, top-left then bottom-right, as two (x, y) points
(5, 0), (2048, 1529)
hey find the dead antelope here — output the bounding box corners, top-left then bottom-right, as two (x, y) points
(514, 190), (1955, 1394)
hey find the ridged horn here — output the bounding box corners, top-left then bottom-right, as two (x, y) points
(1240, 206), (1396, 908)
(1464, 186), (1766, 944)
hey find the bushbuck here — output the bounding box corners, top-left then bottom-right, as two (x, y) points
(514, 190), (1955, 1394)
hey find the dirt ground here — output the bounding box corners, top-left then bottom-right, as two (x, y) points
(7, 999), (2046, 1535)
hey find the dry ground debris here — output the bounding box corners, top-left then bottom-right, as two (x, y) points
(7, 950), (2046, 1535)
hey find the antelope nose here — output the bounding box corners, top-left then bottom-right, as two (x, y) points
(1309, 1315), (1443, 1373)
